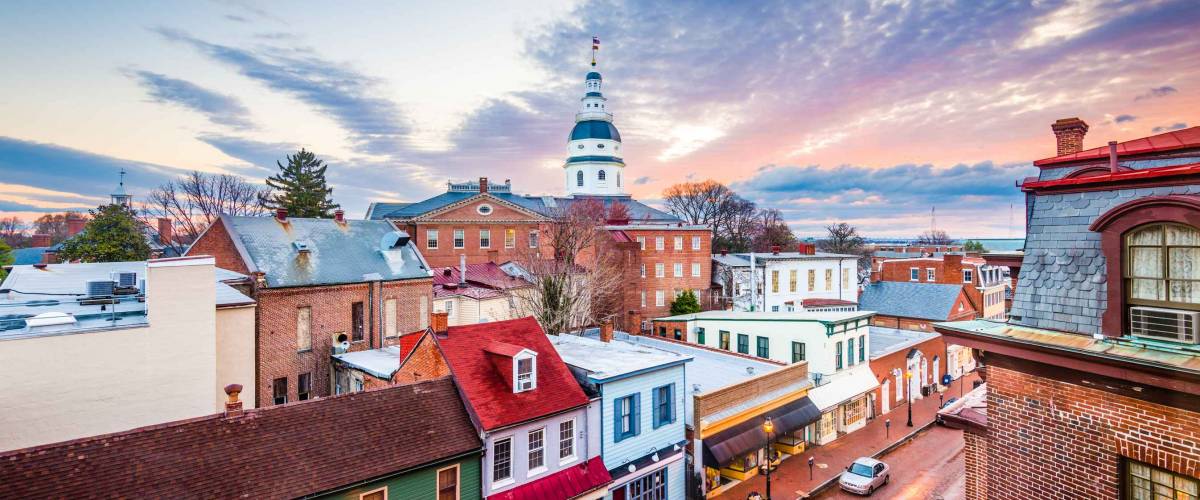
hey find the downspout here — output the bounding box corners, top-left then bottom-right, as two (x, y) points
(367, 280), (375, 349)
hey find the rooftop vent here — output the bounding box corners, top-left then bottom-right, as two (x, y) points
(26, 311), (77, 328)
(86, 280), (115, 297)
(111, 271), (137, 288)
(292, 240), (313, 253)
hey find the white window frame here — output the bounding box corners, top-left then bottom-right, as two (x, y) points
(426, 229), (439, 250)
(674, 236), (683, 250)
(691, 262), (701, 277)
(528, 427), (546, 474)
(558, 418), (577, 463)
(640, 263), (646, 278)
(655, 236), (664, 251)
(492, 436), (513, 484)
(637, 236), (645, 250)
(673, 262), (683, 277)
(927, 267), (936, 281)
(453, 229), (465, 249)
(479, 229), (491, 249)
(514, 353), (537, 392)
(528, 230), (539, 248)
(655, 290), (665, 307)
(910, 267), (919, 281)
(504, 228), (516, 249)
(963, 269), (973, 283)
(692, 236), (701, 250)
(640, 291), (646, 307)
(655, 263), (665, 278)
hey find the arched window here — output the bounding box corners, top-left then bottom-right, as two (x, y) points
(1126, 223), (1199, 307)
(598, 170), (606, 181)
(576, 170), (584, 187)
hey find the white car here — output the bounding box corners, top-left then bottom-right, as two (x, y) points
(838, 457), (890, 495)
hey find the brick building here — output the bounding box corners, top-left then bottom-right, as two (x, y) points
(935, 120), (1200, 499)
(186, 210), (433, 406)
(875, 253), (1009, 320)
(866, 326), (953, 419)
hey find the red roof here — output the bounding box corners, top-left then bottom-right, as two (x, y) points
(433, 262), (528, 290)
(434, 317), (589, 430)
(488, 457), (612, 500)
(0, 378), (480, 498)
(1034, 126), (1200, 166)
(801, 298), (858, 307)
(1022, 161), (1200, 192)
(398, 330), (424, 359)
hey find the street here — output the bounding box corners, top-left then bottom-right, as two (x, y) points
(813, 425), (965, 500)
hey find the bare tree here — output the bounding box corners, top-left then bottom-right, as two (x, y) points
(145, 171), (269, 253)
(32, 212), (81, 245)
(662, 180), (762, 252)
(820, 222), (870, 274)
(749, 208), (797, 252)
(0, 217), (27, 247)
(916, 229), (954, 246)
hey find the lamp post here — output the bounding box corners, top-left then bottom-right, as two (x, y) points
(762, 417), (774, 500)
(905, 371), (914, 427)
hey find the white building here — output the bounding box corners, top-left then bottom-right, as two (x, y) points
(712, 249), (860, 312)
(564, 66), (626, 196)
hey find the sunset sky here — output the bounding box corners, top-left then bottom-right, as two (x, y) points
(1, 0), (1197, 238)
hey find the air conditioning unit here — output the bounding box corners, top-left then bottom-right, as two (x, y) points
(111, 271), (137, 288)
(1130, 306), (1200, 344)
(86, 280), (115, 297)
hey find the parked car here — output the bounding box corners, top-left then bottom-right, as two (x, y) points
(935, 397), (959, 425)
(838, 457), (890, 496)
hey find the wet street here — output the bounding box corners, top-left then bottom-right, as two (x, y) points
(813, 425), (965, 500)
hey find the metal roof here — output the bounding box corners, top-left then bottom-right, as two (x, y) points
(868, 326), (940, 359)
(550, 332), (691, 382)
(367, 191), (682, 223)
(1034, 125), (1200, 166)
(655, 309), (873, 325)
(12, 247), (50, 265)
(858, 281), (965, 321)
(570, 120), (621, 142)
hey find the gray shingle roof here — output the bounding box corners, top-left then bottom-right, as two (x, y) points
(858, 281), (965, 321)
(220, 215), (431, 288)
(366, 192), (681, 223)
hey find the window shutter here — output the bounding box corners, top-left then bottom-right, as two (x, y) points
(652, 388), (662, 428)
(668, 383), (677, 424)
(632, 393), (641, 436)
(613, 397), (624, 442)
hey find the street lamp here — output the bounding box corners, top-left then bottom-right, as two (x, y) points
(905, 371), (914, 427)
(763, 416), (774, 500)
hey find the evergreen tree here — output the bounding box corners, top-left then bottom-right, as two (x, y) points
(58, 204), (151, 263)
(964, 240), (987, 252)
(261, 149), (340, 218)
(670, 289), (702, 315)
(0, 239), (12, 281)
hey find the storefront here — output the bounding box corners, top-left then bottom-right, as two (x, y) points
(700, 396), (822, 489)
(807, 365), (880, 445)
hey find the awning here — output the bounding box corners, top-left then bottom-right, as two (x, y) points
(808, 365), (880, 412)
(701, 396), (822, 466)
(487, 456), (612, 500)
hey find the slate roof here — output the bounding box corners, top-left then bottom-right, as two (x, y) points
(1034, 125), (1200, 166)
(214, 215), (431, 288)
(432, 317), (589, 431)
(0, 378), (481, 499)
(11, 247), (49, 265)
(366, 191), (682, 224)
(858, 281), (966, 321)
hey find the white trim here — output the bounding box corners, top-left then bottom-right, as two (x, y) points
(436, 463), (461, 500)
(358, 486), (387, 500)
(147, 256), (214, 268)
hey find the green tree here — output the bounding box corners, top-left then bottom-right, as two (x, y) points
(964, 240), (987, 252)
(58, 204), (151, 263)
(0, 239), (12, 281)
(261, 149), (340, 218)
(670, 289), (702, 315)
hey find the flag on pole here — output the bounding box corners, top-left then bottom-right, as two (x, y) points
(592, 36), (600, 50)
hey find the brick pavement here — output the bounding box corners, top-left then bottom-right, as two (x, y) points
(718, 372), (982, 499)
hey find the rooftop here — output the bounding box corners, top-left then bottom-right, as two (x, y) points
(1034, 125), (1200, 166)
(858, 281), (966, 321)
(549, 331), (691, 382)
(366, 188), (682, 224)
(868, 326), (940, 359)
(332, 345), (402, 379)
(937, 382), (988, 432)
(655, 310), (873, 325)
(0, 377), (482, 499)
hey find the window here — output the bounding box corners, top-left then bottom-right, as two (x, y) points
(528, 230), (539, 248)
(528, 428), (545, 471)
(858, 334), (866, 362)
(926, 268), (936, 281)
(847, 338), (855, 366)
(612, 467), (667, 500)
(479, 229), (490, 248)
(559, 419), (576, 460)
(737, 334), (749, 354)
(598, 170), (606, 181)
(692, 236), (701, 250)
(384, 298), (397, 338)
(453, 229), (464, 249)
(963, 269), (973, 283)
(427, 229), (439, 249)
(437, 465), (460, 500)
(771, 305), (779, 312)
(351, 302), (364, 342)
(492, 438), (512, 482)
(771, 270), (780, 293)
(756, 336), (769, 358)
(272, 377), (287, 405)
(444, 300), (454, 317)
(697, 327), (705, 345)
(910, 268), (919, 281)
(836, 341), (843, 369)
(673, 328), (682, 340)
(360, 487), (387, 500)
(1126, 459), (1198, 500)
(296, 306), (312, 351)
(674, 236), (683, 250)
(298, 372), (311, 401)
(691, 262), (701, 277)
(640, 263), (646, 278)
(576, 170), (584, 187)
(655, 263), (664, 278)
(789, 269), (798, 292)
(719, 331), (730, 350)
(825, 269), (833, 291)
(658, 326), (666, 337)
(615, 394), (640, 441)
(653, 384), (675, 428)
(505, 228), (516, 248)
(1126, 223), (1200, 308)
(673, 262), (683, 277)
(808, 269), (816, 292)
(655, 237), (664, 251)
(476, 204), (492, 216)
(640, 291), (646, 307)
(516, 356), (535, 392)
(655, 290), (665, 307)
(792, 341), (805, 363)
(843, 268), (850, 290)
(636, 236), (645, 250)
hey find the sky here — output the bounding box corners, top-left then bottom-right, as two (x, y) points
(1, 0), (1197, 239)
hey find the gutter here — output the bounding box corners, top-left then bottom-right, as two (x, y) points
(304, 447), (483, 499)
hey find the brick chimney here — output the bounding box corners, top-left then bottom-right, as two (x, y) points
(66, 214), (86, 237)
(1108, 141), (1120, 173)
(41, 251), (57, 265)
(275, 208), (288, 222)
(945, 253), (964, 281)
(31, 233), (51, 247)
(1051, 117), (1089, 156)
(157, 218), (173, 245)
(720, 248), (728, 256)
(479, 177), (489, 194)
(223, 383), (244, 418)
(431, 311), (449, 334)
(334, 209), (345, 223)
(599, 319), (614, 343)
(771, 245), (781, 255)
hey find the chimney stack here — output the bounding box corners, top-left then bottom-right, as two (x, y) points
(66, 214), (86, 237)
(720, 248), (728, 256)
(459, 254), (467, 285)
(479, 177), (489, 194)
(275, 208), (288, 222)
(431, 311), (449, 334)
(600, 319), (614, 343)
(1108, 141), (1120, 173)
(334, 209), (345, 223)
(1051, 117), (1089, 156)
(157, 218), (173, 245)
(31, 233), (51, 247)
(223, 384), (244, 418)
(771, 245), (781, 255)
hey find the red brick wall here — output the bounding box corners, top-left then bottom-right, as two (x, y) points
(255, 279), (432, 405)
(964, 430), (988, 500)
(622, 228), (712, 320)
(186, 218), (250, 275)
(400, 198), (549, 268)
(983, 364), (1200, 499)
(393, 335), (450, 384)
(650, 320), (689, 341)
(866, 336), (947, 416)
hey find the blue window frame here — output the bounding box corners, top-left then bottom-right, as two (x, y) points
(756, 336), (769, 358)
(836, 341), (843, 369)
(652, 384), (675, 428)
(848, 338), (855, 366)
(614, 393), (640, 441)
(858, 334), (866, 362)
(737, 334), (749, 354)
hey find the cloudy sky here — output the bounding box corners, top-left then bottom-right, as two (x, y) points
(1, 0), (1197, 238)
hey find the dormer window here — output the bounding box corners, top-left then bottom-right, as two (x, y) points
(515, 354), (536, 392)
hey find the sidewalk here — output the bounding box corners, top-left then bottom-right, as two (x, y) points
(717, 372), (981, 499)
